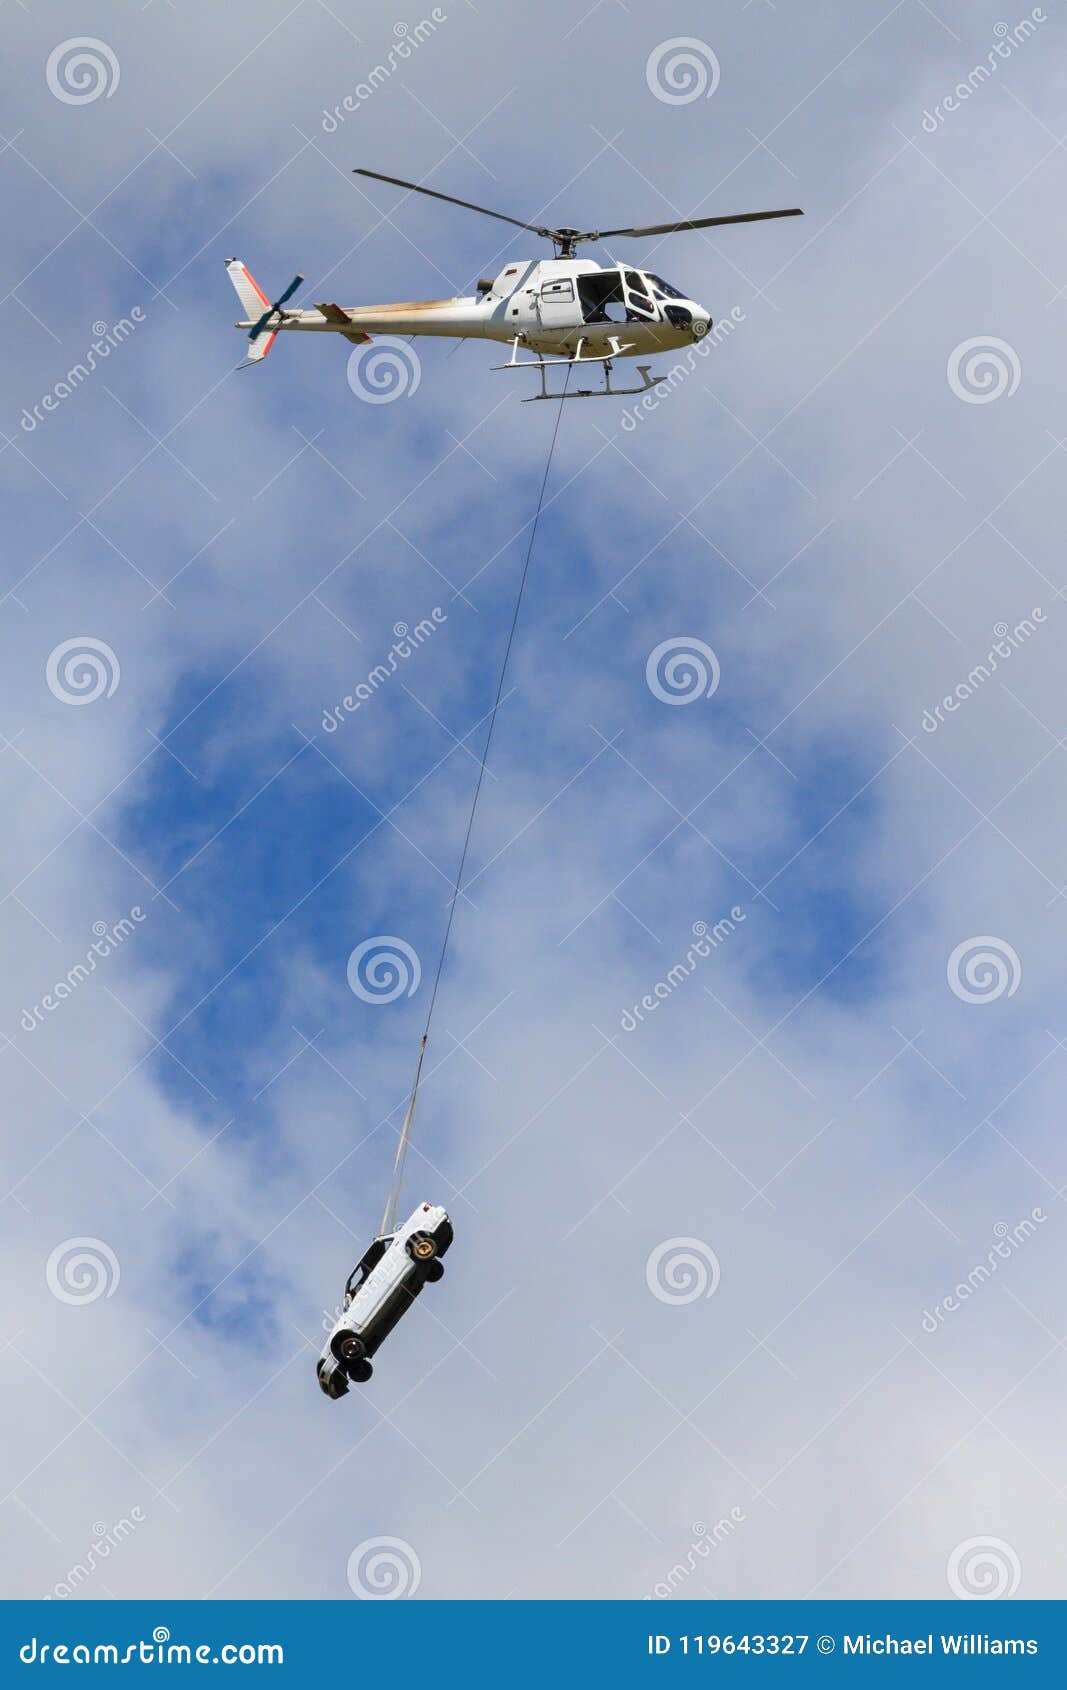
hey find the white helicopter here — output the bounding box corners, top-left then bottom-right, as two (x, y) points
(227, 169), (803, 400)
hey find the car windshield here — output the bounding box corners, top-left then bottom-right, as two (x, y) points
(646, 273), (686, 300)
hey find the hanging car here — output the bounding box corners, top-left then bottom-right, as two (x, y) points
(317, 1201), (453, 1398)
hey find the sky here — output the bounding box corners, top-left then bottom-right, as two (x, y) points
(2, 0), (1067, 1604)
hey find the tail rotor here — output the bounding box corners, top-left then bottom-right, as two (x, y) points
(225, 258), (304, 367)
(248, 271), (305, 344)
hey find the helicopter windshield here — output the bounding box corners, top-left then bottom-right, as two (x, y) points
(645, 274), (687, 301)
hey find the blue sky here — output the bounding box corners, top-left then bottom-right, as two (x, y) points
(3, 0), (1067, 1603)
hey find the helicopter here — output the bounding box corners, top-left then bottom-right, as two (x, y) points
(227, 168), (803, 400)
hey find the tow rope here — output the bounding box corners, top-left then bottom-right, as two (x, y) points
(380, 374), (571, 1233)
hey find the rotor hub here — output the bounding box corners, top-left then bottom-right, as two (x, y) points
(551, 227), (584, 258)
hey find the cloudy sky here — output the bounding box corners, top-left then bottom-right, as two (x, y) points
(2, 0), (1066, 1604)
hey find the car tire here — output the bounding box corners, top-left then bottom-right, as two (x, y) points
(407, 1232), (437, 1263)
(423, 1259), (444, 1283)
(336, 1332), (366, 1366)
(347, 1357), (373, 1383)
(318, 1362), (349, 1399)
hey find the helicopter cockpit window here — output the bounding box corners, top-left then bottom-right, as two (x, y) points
(646, 273), (686, 301)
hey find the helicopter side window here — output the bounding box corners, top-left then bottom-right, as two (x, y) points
(540, 279), (575, 303)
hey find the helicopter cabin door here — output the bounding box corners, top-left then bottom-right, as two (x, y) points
(537, 274), (578, 331)
(621, 269), (659, 322)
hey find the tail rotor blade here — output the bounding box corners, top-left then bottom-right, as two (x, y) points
(274, 272), (305, 307)
(249, 272), (305, 342)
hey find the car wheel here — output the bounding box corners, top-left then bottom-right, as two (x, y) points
(336, 1332), (366, 1366)
(347, 1357), (373, 1384)
(407, 1232), (437, 1263)
(423, 1259), (444, 1283)
(318, 1364), (349, 1399)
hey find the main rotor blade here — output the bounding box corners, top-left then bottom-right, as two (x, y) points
(594, 208), (804, 239)
(353, 168), (556, 240)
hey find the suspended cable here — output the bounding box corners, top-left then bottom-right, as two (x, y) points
(381, 375), (570, 1232)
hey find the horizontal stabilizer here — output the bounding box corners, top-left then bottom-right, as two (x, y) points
(317, 301), (372, 344)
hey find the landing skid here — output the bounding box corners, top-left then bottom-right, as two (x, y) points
(491, 337), (663, 402)
(524, 362), (663, 402)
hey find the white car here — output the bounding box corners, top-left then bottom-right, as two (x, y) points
(317, 1201), (453, 1398)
